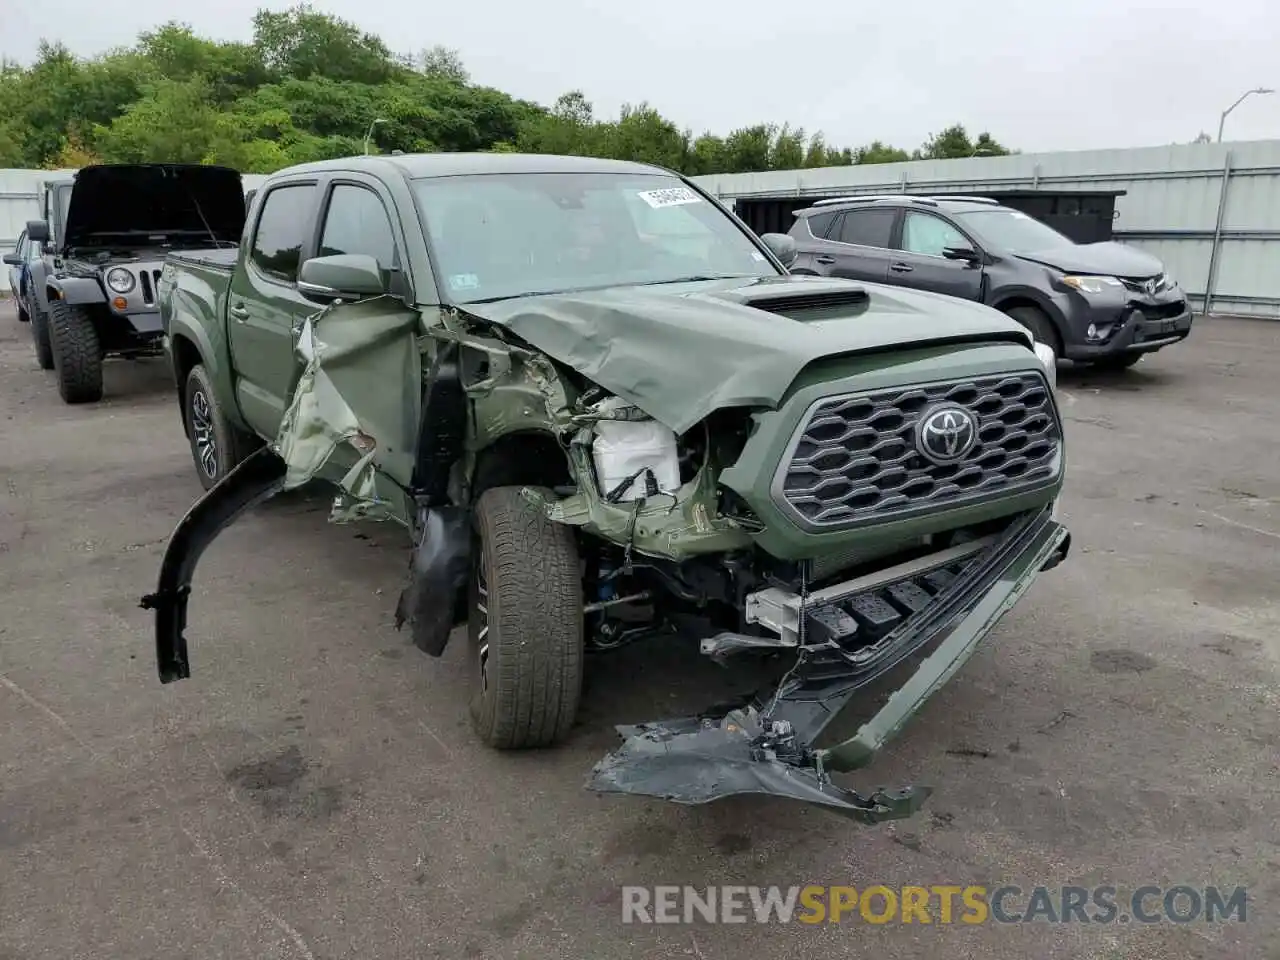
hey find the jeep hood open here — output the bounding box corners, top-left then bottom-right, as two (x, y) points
(62, 163), (246, 252)
(460, 275), (1033, 434)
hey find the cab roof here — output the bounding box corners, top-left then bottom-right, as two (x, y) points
(272, 152), (678, 181)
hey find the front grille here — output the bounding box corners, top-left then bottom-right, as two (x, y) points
(1120, 273), (1169, 296)
(1143, 299), (1186, 320)
(776, 373), (1061, 528)
(138, 269), (163, 306)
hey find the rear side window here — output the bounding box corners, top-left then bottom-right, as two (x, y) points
(251, 184), (317, 283)
(804, 211), (837, 239)
(835, 208), (896, 248)
(319, 185), (398, 270)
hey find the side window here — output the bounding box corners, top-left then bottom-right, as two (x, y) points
(836, 208), (896, 248)
(318, 185), (398, 270)
(250, 184), (317, 283)
(805, 211), (837, 239)
(900, 212), (969, 257)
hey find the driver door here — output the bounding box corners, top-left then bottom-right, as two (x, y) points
(887, 210), (984, 301)
(227, 180), (321, 438)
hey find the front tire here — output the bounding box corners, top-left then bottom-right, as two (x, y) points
(184, 364), (258, 490)
(47, 300), (102, 403)
(468, 486), (584, 749)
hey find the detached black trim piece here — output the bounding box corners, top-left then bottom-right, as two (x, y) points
(141, 447), (287, 683)
(590, 715), (930, 822)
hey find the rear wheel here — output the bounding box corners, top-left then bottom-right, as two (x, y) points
(26, 291), (53, 370)
(468, 486), (584, 749)
(47, 300), (102, 403)
(184, 364), (259, 490)
(1093, 352), (1144, 371)
(1003, 305), (1061, 355)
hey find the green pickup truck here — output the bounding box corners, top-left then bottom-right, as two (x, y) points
(144, 153), (1070, 821)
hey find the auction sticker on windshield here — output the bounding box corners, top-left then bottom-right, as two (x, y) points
(638, 187), (703, 209)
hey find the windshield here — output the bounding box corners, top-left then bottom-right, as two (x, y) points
(954, 208), (1075, 254)
(412, 172), (778, 302)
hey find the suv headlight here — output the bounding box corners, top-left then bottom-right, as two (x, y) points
(105, 267), (135, 294)
(1034, 341), (1057, 392)
(1061, 275), (1121, 295)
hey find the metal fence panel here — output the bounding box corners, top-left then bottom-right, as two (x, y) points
(4, 145), (1279, 316)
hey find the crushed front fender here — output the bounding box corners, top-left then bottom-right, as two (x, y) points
(588, 507), (1070, 819)
(141, 447), (288, 682)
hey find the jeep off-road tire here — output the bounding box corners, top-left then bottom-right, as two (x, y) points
(28, 293), (53, 370)
(468, 485), (584, 749)
(1004, 305), (1062, 356)
(48, 300), (103, 403)
(184, 364), (259, 490)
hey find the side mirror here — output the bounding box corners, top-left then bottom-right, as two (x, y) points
(26, 219), (50, 245)
(942, 245), (980, 264)
(760, 232), (798, 268)
(297, 254), (386, 301)
(2, 253), (22, 266)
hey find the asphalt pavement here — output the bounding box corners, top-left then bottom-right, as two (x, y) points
(0, 299), (1276, 959)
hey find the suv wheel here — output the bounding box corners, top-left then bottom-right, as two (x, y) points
(27, 291), (53, 370)
(1004, 305), (1062, 355)
(468, 485), (584, 749)
(47, 300), (103, 403)
(184, 364), (258, 490)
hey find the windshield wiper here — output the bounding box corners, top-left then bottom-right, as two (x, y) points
(629, 274), (757, 286)
(463, 275), (759, 305)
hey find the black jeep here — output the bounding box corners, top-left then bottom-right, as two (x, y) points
(25, 163), (246, 404)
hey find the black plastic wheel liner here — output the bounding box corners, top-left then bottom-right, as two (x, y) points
(141, 446), (288, 683)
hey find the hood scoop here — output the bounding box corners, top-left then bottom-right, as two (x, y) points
(722, 285), (870, 320)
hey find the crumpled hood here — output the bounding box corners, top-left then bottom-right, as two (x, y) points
(1015, 241), (1164, 279)
(462, 275), (1032, 434)
(63, 163), (245, 252)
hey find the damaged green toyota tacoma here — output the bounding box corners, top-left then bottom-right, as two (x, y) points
(144, 153), (1070, 821)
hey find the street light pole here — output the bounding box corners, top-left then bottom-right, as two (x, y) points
(363, 118), (388, 155)
(1217, 88), (1274, 142)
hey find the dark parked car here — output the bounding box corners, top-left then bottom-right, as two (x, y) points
(788, 195), (1193, 369)
(5, 228), (30, 304)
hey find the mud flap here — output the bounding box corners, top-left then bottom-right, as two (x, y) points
(393, 505), (471, 656)
(141, 447), (288, 682)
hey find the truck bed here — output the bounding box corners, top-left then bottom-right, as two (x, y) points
(167, 247), (239, 272)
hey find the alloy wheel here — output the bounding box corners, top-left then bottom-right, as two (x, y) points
(190, 388), (218, 479)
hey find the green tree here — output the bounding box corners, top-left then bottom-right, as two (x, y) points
(251, 4), (398, 84)
(855, 141), (910, 164)
(0, 5), (1013, 177)
(771, 124), (805, 170)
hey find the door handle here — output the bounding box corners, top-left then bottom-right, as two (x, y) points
(814, 255), (836, 265)
(890, 262), (914, 273)
(229, 303), (249, 322)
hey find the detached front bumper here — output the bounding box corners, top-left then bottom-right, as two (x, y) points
(589, 506), (1070, 821)
(1058, 291), (1194, 362)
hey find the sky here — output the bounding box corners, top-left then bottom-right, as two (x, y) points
(3, 0), (1278, 154)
